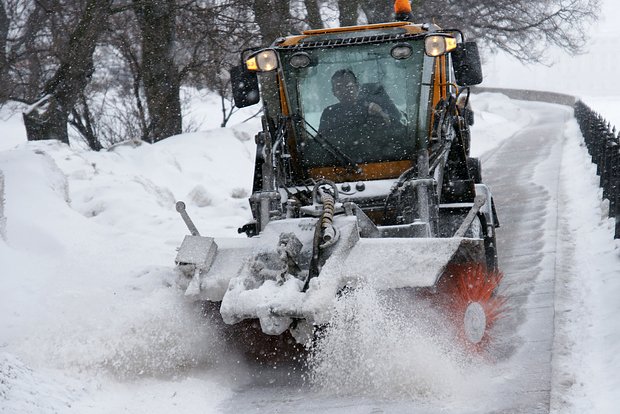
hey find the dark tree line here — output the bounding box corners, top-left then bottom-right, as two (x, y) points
(0, 0), (262, 147)
(0, 0), (599, 150)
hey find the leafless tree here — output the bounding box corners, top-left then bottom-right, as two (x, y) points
(426, 0), (600, 63)
(0, 3), (9, 103)
(1, 0), (114, 145)
(337, 0), (358, 27)
(253, 0), (293, 44)
(360, 0), (392, 24)
(132, 0), (182, 143)
(1, 0), (599, 152)
(303, 0), (322, 29)
(340, 0), (599, 63)
(86, 0), (263, 143)
(175, 0), (261, 126)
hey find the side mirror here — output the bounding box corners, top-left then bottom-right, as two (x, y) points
(230, 65), (260, 108)
(452, 42), (483, 86)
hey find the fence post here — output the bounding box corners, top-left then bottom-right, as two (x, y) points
(601, 129), (613, 199)
(595, 118), (607, 174)
(612, 137), (620, 220)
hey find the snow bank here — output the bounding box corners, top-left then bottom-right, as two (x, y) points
(0, 170), (5, 240)
(0, 353), (81, 413)
(551, 118), (620, 414)
(0, 125), (257, 412)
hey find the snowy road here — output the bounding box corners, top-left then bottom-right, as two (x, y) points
(480, 101), (571, 413)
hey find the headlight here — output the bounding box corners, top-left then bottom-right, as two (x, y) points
(390, 44), (413, 60)
(246, 49), (279, 72)
(424, 35), (457, 57)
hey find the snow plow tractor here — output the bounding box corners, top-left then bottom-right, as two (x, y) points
(175, 3), (502, 351)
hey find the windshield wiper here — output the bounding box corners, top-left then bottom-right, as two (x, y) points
(292, 114), (362, 174)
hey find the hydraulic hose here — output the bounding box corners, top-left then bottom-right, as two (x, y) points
(304, 181), (340, 290)
(320, 191), (336, 246)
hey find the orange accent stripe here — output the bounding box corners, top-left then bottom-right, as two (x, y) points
(278, 35), (309, 47)
(303, 22), (410, 35)
(278, 77), (289, 115)
(440, 55), (447, 97)
(401, 25), (426, 34)
(308, 160), (413, 182)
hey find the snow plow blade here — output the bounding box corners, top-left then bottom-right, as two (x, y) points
(176, 216), (485, 337)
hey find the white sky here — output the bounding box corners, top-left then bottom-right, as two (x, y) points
(482, 0), (620, 98)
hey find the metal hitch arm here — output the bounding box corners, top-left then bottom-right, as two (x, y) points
(176, 201), (201, 236)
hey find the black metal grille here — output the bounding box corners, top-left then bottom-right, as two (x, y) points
(277, 32), (425, 50)
(574, 100), (620, 238)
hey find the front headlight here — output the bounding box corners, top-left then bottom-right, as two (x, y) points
(424, 35), (457, 57)
(246, 49), (279, 72)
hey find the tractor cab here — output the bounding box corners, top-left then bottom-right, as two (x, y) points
(232, 21), (484, 234)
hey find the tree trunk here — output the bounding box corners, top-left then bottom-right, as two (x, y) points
(134, 0), (182, 143)
(254, 0), (291, 45)
(23, 0), (112, 144)
(23, 99), (70, 143)
(303, 0), (323, 29)
(0, 2), (9, 103)
(360, 0), (393, 24)
(338, 0), (359, 27)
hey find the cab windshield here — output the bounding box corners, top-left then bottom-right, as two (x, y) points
(280, 40), (429, 170)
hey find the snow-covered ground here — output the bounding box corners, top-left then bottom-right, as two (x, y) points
(1, 92), (619, 413)
(551, 117), (620, 413)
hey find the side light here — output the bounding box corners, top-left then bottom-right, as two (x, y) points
(245, 57), (258, 71)
(445, 37), (457, 52)
(424, 35), (457, 57)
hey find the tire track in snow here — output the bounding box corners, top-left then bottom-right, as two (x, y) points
(481, 100), (572, 413)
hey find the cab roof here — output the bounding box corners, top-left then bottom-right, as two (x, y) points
(276, 21), (433, 48)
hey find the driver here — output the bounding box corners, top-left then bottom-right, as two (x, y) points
(318, 69), (398, 139)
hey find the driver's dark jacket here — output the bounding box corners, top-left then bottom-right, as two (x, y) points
(318, 98), (387, 140)
(308, 98), (406, 167)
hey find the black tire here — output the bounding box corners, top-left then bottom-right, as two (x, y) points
(467, 157), (482, 184)
(477, 213), (498, 271)
(485, 229), (499, 272)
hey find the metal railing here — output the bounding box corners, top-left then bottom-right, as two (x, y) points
(574, 100), (620, 239)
